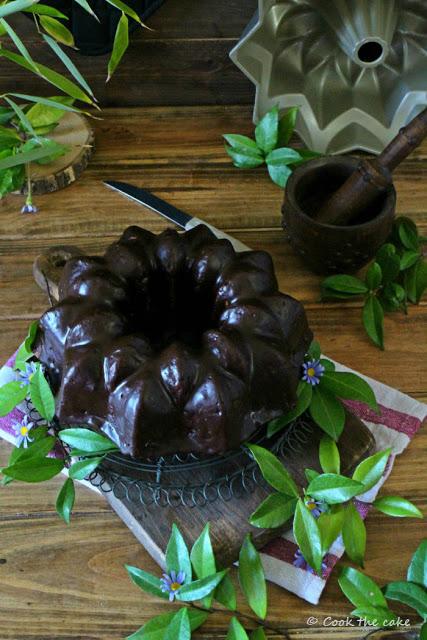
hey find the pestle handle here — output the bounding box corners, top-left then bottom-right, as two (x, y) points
(315, 106), (427, 226)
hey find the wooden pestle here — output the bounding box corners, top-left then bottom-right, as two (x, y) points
(315, 106), (427, 226)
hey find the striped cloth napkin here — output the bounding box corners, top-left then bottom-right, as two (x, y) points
(1, 353), (426, 605)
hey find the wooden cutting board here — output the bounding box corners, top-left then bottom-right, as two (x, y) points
(33, 246), (375, 568)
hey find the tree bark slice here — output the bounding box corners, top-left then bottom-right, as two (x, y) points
(17, 112), (94, 196)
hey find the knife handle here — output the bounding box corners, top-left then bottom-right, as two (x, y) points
(185, 217), (251, 253)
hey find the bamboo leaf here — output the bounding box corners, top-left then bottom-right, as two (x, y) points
(24, 4), (68, 19)
(3, 96), (36, 137)
(42, 35), (96, 99)
(72, 0), (100, 20)
(0, 17), (35, 67)
(107, 13), (129, 81)
(0, 0), (38, 19)
(40, 16), (74, 47)
(105, 0), (145, 25)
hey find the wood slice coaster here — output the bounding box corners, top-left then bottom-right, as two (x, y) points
(16, 112), (94, 195)
(33, 245), (375, 568)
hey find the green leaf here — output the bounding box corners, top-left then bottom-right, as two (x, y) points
(250, 629), (267, 640)
(400, 250), (421, 271)
(338, 566), (388, 609)
(397, 217), (419, 250)
(72, 0), (99, 19)
(0, 0), (38, 19)
(107, 13), (129, 81)
(249, 493), (297, 529)
(309, 387), (345, 440)
(0, 139), (64, 170)
(319, 434), (340, 474)
(0, 17), (35, 67)
(105, 0), (145, 24)
(190, 523), (216, 607)
(0, 380), (28, 416)
(127, 610), (208, 640)
(14, 321), (38, 370)
(266, 162), (292, 188)
(362, 296), (384, 350)
(0, 124), (21, 148)
(24, 4), (68, 18)
(293, 499), (323, 575)
(289, 148), (321, 167)
(308, 340), (321, 360)
(307, 474), (364, 504)
(277, 107), (298, 145)
(246, 443), (299, 497)
(164, 608), (190, 640)
(373, 495), (423, 518)
(1, 456), (64, 482)
(29, 366), (55, 421)
(365, 262), (382, 290)
(58, 428), (118, 453)
(0, 48), (94, 104)
(177, 570), (227, 602)
(265, 147), (301, 166)
(215, 573), (237, 610)
(351, 607), (398, 626)
(226, 617), (249, 640)
(68, 456), (104, 480)
(305, 468), (319, 483)
(223, 134), (262, 157)
(125, 565), (168, 600)
(384, 581), (427, 618)
(352, 449), (391, 492)
(407, 540), (427, 588)
(267, 383), (312, 436)
(421, 621), (427, 640)
(0, 106), (15, 125)
(40, 15), (74, 46)
(317, 508), (345, 554)
(322, 275), (368, 295)
(0, 164), (24, 198)
(166, 523), (192, 584)
(10, 435), (55, 465)
(255, 106), (279, 154)
(225, 145), (264, 169)
(238, 534), (267, 619)
(4, 96), (36, 137)
(415, 261), (427, 303)
(321, 371), (378, 412)
(342, 502), (366, 567)
(56, 477), (75, 524)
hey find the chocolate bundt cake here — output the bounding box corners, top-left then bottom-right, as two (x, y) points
(36, 225), (312, 458)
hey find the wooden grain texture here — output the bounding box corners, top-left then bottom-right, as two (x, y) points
(0, 106), (426, 640)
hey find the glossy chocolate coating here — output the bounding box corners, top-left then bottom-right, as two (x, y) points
(36, 225), (312, 458)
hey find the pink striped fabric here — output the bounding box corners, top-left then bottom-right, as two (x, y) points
(1, 352), (426, 605)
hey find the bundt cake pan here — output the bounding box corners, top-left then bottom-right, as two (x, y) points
(230, 0), (427, 154)
(35, 225), (312, 459)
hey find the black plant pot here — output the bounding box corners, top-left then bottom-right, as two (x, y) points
(41, 0), (165, 55)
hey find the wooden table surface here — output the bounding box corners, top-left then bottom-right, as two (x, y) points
(0, 106), (426, 639)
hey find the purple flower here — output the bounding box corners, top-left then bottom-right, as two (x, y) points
(302, 359), (325, 386)
(293, 549), (328, 576)
(305, 496), (327, 519)
(160, 570), (186, 601)
(21, 203), (38, 214)
(12, 414), (35, 448)
(18, 361), (38, 388)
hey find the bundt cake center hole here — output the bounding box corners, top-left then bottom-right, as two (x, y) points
(134, 271), (217, 351)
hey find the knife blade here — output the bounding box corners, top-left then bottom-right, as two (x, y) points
(104, 180), (250, 253)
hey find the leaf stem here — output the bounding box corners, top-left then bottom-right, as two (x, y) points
(189, 602), (291, 639)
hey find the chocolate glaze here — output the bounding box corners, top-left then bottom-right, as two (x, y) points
(36, 225), (312, 458)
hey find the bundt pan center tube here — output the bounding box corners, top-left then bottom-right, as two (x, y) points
(34, 225), (312, 459)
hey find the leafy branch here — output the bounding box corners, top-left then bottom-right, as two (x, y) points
(321, 217), (427, 349)
(223, 105), (320, 188)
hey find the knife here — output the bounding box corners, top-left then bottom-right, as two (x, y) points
(104, 180), (250, 253)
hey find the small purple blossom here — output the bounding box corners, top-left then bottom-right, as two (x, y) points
(160, 570), (186, 601)
(293, 549), (328, 576)
(304, 496), (327, 519)
(12, 414), (35, 448)
(302, 359), (325, 386)
(19, 361), (38, 387)
(21, 203), (38, 214)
